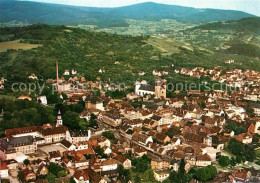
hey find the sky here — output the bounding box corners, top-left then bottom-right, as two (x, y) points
(21, 0), (260, 16)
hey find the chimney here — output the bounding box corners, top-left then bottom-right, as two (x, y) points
(56, 58), (59, 89)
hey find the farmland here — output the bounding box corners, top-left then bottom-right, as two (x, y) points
(0, 40), (42, 52)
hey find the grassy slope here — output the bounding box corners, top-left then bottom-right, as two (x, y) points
(171, 17), (260, 57)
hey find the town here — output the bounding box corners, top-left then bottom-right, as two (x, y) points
(0, 62), (260, 183)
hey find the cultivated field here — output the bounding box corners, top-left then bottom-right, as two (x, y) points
(0, 40), (42, 52)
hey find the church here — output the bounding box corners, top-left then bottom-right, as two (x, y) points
(135, 80), (167, 99)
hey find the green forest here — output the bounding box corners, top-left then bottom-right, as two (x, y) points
(0, 24), (259, 91)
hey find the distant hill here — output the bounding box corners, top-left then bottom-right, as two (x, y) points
(189, 17), (260, 32)
(0, 1), (255, 28)
(172, 17), (260, 57)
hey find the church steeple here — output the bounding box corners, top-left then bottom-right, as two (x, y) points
(56, 110), (63, 127)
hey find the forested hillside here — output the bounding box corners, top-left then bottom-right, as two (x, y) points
(171, 17), (260, 56)
(0, 24), (259, 89)
(0, 1), (255, 27)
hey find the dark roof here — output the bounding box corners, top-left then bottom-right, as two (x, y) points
(9, 136), (34, 147)
(0, 138), (9, 152)
(5, 126), (38, 137)
(139, 84), (155, 92)
(105, 112), (121, 119)
(39, 125), (67, 136)
(85, 168), (103, 183)
(151, 115), (162, 121)
(85, 96), (103, 104)
(114, 154), (128, 163)
(60, 139), (72, 148)
(69, 130), (90, 137)
(73, 170), (90, 181)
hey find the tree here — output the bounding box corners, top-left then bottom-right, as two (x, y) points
(23, 159), (30, 166)
(18, 171), (25, 182)
(235, 156), (242, 164)
(244, 145), (256, 162)
(230, 157), (236, 167)
(228, 139), (245, 157)
(252, 134), (260, 144)
(218, 156), (230, 167)
(63, 111), (84, 130)
(47, 173), (56, 183)
(57, 170), (67, 177)
(94, 146), (104, 157)
(70, 177), (76, 183)
(196, 165), (217, 182)
(144, 169), (155, 182)
(102, 131), (115, 140)
(168, 171), (179, 182)
(134, 174), (141, 183)
(178, 159), (185, 176)
(117, 164), (124, 178)
(89, 113), (98, 128)
(48, 163), (65, 176)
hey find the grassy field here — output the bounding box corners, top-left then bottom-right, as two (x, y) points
(255, 148), (260, 160)
(0, 94), (15, 100)
(0, 40), (42, 52)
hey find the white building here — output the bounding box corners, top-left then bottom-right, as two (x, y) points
(101, 159), (118, 171)
(0, 162), (8, 178)
(37, 96), (47, 105)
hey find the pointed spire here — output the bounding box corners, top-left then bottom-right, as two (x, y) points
(56, 110), (63, 127)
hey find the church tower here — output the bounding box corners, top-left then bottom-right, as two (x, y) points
(56, 110), (63, 127)
(155, 80), (167, 99)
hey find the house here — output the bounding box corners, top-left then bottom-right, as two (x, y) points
(103, 113), (122, 127)
(154, 133), (171, 144)
(22, 168), (37, 182)
(132, 132), (153, 145)
(63, 157), (73, 168)
(151, 115), (164, 126)
(0, 77), (5, 84)
(17, 95), (32, 101)
(97, 136), (111, 148)
(37, 96), (47, 105)
(60, 139), (76, 151)
(139, 71), (146, 76)
(135, 80), (167, 99)
(72, 69), (77, 75)
(196, 154), (212, 167)
(151, 158), (171, 170)
(73, 170), (90, 183)
(85, 96), (104, 111)
(85, 168), (107, 183)
(153, 170), (170, 182)
(235, 133), (253, 144)
(28, 73), (38, 80)
(100, 159), (118, 172)
(202, 147), (221, 161)
(98, 68), (105, 74)
(38, 165), (48, 176)
(0, 162), (8, 178)
(6, 136), (37, 154)
(103, 146), (112, 154)
(63, 70), (70, 76)
(39, 123), (68, 144)
(132, 146), (147, 157)
(114, 154), (131, 169)
(229, 169), (252, 182)
(66, 130), (91, 144)
(49, 151), (62, 163)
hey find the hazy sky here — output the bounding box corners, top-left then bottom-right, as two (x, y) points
(22, 0), (260, 16)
